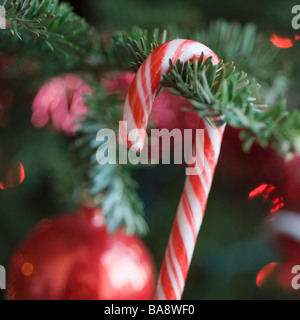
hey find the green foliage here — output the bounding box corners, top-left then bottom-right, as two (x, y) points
(193, 19), (282, 80)
(162, 57), (300, 154)
(102, 27), (168, 71)
(75, 87), (148, 235)
(1, 1), (300, 236)
(1, 0), (92, 56)
(105, 26), (300, 155)
(192, 19), (291, 105)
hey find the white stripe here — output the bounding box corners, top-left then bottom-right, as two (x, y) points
(178, 42), (219, 66)
(169, 237), (185, 292)
(123, 96), (137, 131)
(165, 249), (180, 299)
(185, 178), (204, 231)
(205, 124), (222, 161)
(145, 55), (154, 103)
(196, 163), (209, 194)
(195, 130), (207, 182)
(136, 68), (149, 124)
(156, 280), (166, 300)
(176, 201), (196, 263)
(271, 210), (300, 242)
(123, 96), (145, 151)
(118, 121), (128, 146)
(160, 39), (186, 76)
(203, 155), (212, 185)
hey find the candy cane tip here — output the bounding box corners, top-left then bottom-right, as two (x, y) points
(117, 130), (145, 153)
(130, 140), (144, 153)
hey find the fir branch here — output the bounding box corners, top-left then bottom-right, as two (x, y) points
(1, 0), (92, 56)
(193, 19), (283, 80)
(75, 87), (148, 235)
(162, 57), (300, 154)
(192, 19), (291, 105)
(106, 22), (290, 106)
(102, 165), (148, 235)
(102, 26), (169, 71)
(104, 26), (300, 154)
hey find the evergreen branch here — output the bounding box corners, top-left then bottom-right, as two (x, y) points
(106, 22), (285, 80)
(102, 166), (148, 235)
(193, 19), (283, 81)
(103, 26), (299, 154)
(1, 0), (92, 56)
(192, 19), (292, 105)
(75, 87), (148, 235)
(102, 26), (169, 71)
(162, 57), (300, 154)
(106, 22), (290, 106)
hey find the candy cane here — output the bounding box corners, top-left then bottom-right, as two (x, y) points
(119, 39), (219, 152)
(154, 120), (225, 299)
(119, 39), (224, 299)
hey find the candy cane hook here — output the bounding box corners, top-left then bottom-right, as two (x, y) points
(119, 39), (219, 152)
(119, 39), (224, 300)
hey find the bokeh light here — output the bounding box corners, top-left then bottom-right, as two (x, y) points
(270, 34), (294, 48)
(249, 184), (284, 222)
(21, 263), (34, 277)
(0, 161), (25, 190)
(256, 262), (278, 288)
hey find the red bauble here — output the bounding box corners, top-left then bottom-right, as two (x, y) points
(280, 155), (300, 212)
(274, 234), (300, 292)
(7, 208), (156, 300)
(217, 126), (287, 190)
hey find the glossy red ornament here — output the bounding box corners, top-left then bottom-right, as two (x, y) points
(217, 126), (286, 190)
(7, 208), (156, 300)
(280, 155), (300, 212)
(274, 234), (300, 293)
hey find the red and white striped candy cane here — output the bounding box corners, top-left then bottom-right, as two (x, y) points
(119, 39), (224, 299)
(154, 120), (225, 300)
(119, 39), (219, 152)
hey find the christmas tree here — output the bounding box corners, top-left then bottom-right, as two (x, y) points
(0, 0), (300, 300)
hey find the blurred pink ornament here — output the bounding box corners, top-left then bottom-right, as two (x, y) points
(31, 74), (94, 135)
(102, 72), (135, 100)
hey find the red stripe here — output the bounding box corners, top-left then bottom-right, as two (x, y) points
(119, 114), (127, 144)
(166, 246), (181, 293)
(139, 59), (152, 114)
(189, 141), (205, 175)
(160, 260), (177, 299)
(172, 40), (193, 63)
(204, 130), (217, 182)
(128, 77), (146, 125)
(188, 175), (207, 216)
(171, 219), (189, 279)
(181, 189), (197, 240)
(119, 114), (134, 149)
(150, 43), (169, 93)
